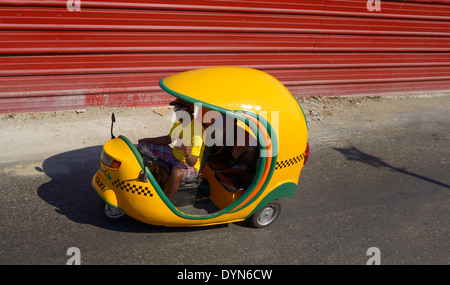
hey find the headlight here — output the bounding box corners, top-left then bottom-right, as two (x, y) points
(100, 151), (121, 169)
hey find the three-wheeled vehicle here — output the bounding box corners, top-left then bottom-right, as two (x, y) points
(92, 66), (309, 228)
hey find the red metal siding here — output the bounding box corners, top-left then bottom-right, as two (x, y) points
(1, 0), (450, 113)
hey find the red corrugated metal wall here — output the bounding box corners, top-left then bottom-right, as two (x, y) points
(1, 0), (450, 113)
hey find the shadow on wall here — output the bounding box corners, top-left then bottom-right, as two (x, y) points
(333, 146), (450, 189)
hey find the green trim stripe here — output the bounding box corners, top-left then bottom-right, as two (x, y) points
(229, 111), (278, 213)
(245, 182), (298, 218)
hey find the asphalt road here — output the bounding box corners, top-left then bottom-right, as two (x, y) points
(1, 104), (449, 265)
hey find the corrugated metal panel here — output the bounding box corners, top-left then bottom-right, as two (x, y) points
(1, 0), (450, 113)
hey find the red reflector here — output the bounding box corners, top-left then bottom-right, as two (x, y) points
(303, 143), (309, 165)
(110, 160), (121, 169)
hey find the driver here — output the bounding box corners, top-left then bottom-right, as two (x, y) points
(138, 98), (205, 199)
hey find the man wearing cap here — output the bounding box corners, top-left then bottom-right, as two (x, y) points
(138, 98), (205, 199)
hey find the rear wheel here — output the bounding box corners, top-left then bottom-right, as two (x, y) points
(249, 201), (281, 228)
(99, 200), (125, 222)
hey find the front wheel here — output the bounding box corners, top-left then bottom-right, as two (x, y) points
(99, 200), (125, 222)
(249, 201), (281, 228)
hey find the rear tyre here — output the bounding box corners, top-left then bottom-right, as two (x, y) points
(99, 200), (125, 222)
(249, 201), (281, 228)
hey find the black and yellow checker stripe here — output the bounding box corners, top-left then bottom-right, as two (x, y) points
(275, 153), (306, 170)
(112, 179), (153, 197)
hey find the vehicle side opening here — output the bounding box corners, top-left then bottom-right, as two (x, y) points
(150, 111), (261, 215)
(206, 117), (259, 191)
(203, 114), (260, 209)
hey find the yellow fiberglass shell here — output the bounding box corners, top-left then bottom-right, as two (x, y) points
(92, 137), (176, 226)
(160, 67), (309, 220)
(93, 67), (308, 227)
(92, 136), (249, 227)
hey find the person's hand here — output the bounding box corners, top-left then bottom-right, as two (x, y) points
(183, 145), (192, 158)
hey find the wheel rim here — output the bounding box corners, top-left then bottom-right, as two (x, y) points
(257, 205), (278, 226)
(104, 204), (125, 219)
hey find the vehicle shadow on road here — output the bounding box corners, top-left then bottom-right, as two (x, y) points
(36, 146), (229, 233)
(333, 146), (450, 189)
(37, 146), (109, 227)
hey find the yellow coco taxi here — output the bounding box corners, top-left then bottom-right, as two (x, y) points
(92, 66), (309, 228)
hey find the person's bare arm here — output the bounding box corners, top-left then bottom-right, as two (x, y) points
(138, 135), (171, 146)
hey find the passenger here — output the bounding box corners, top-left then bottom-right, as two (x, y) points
(139, 99), (205, 199)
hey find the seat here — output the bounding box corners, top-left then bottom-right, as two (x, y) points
(207, 116), (257, 171)
(204, 115), (260, 193)
(214, 146), (259, 192)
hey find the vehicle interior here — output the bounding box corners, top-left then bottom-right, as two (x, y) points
(152, 111), (261, 215)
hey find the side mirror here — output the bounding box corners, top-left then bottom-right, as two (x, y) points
(138, 157), (149, 182)
(111, 113), (116, 139)
(138, 170), (147, 182)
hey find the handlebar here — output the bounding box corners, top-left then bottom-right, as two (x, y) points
(137, 142), (158, 161)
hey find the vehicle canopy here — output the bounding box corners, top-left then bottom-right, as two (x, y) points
(160, 66), (308, 165)
(160, 66), (303, 114)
